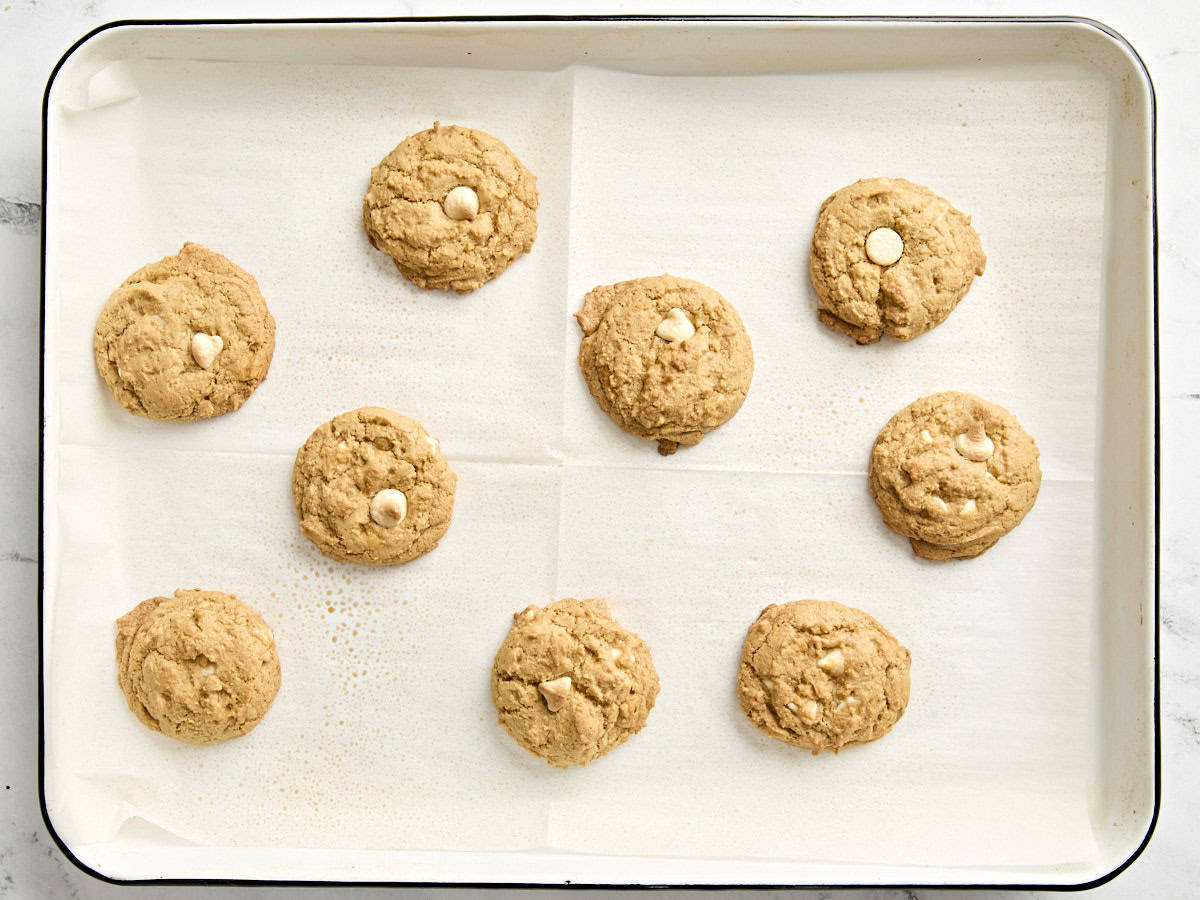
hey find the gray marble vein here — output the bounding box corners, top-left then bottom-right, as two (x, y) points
(1162, 614), (1188, 638)
(1170, 715), (1200, 744)
(0, 200), (40, 236)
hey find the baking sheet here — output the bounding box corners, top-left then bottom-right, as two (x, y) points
(41, 20), (1155, 885)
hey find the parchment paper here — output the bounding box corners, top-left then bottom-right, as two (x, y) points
(44, 51), (1112, 875)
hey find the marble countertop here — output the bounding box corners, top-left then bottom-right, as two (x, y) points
(2, 1), (1195, 897)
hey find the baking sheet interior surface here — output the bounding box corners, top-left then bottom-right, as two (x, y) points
(43, 34), (1124, 877)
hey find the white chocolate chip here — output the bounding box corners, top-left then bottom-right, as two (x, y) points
(865, 227), (904, 266)
(198, 666), (215, 677)
(190, 333), (223, 369)
(817, 648), (845, 677)
(610, 647), (621, 660)
(985, 471), (996, 480)
(761, 678), (773, 690)
(931, 497), (948, 513)
(920, 429), (933, 444)
(786, 701), (798, 711)
(961, 498), (978, 515)
(837, 695), (862, 716)
(443, 185), (479, 221)
(369, 489), (408, 527)
(655, 307), (696, 342)
(423, 433), (440, 454)
(538, 676), (572, 712)
(954, 420), (995, 462)
(801, 700), (820, 723)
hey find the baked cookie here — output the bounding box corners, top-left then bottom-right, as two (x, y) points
(575, 274), (754, 455)
(115, 589), (281, 744)
(737, 600), (910, 754)
(491, 598), (659, 768)
(869, 391), (1041, 560)
(810, 177), (986, 344)
(292, 407), (456, 565)
(362, 122), (538, 292)
(93, 242), (275, 420)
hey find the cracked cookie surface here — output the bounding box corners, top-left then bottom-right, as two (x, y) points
(93, 242), (276, 420)
(869, 391), (1041, 560)
(115, 589), (281, 744)
(362, 122), (538, 292)
(491, 598), (659, 768)
(292, 407), (456, 565)
(737, 600), (910, 754)
(810, 177), (986, 344)
(575, 274), (754, 455)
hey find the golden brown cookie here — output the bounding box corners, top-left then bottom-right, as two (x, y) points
(292, 407), (456, 565)
(115, 589), (281, 744)
(491, 598), (659, 768)
(362, 122), (538, 292)
(737, 600), (910, 754)
(93, 242), (275, 420)
(575, 274), (754, 455)
(869, 391), (1042, 560)
(810, 177), (986, 344)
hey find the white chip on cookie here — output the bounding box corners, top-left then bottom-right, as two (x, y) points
(655, 307), (696, 342)
(537, 676), (572, 712)
(817, 648), (846, 677)
(443, 185), (479, 221)
(369, 488), (408, 527)
(865, 227), (904, 266)
(190, 332), (224, 369)
(954, 421), (995, 462)
(801, 699), (821, 723)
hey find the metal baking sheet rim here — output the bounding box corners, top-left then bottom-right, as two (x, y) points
(36, 14), (1160, 891)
